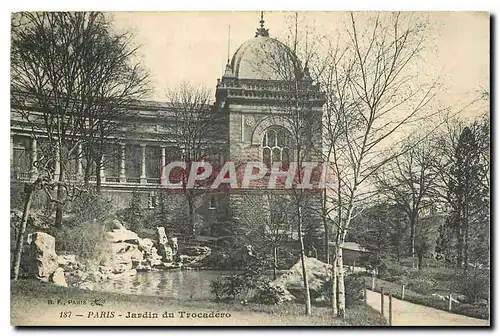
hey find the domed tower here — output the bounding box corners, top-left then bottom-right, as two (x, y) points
(213, 14), (325, 255)
(215, 14), (324, 165)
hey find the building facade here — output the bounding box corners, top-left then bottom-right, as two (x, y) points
(10, 17), (325, 246)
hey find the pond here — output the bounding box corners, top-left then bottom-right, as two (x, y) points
(93, 270), (233, 300)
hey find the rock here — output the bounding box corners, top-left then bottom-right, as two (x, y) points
(106, 228), (139, 244)
(136, 263), (152, 272)
(138, 238), (154, 253)
(79, 281), (95, 291)
(50, 267), (68, 287)
(57, 254), (76, 266)
(313, 295), (329, 305)
(26, 232), (59, 282)
(182, 246), (211, 256)
(111, 243), (143, 264)
(110, 219), (125, 230)
(156, 227), (173, 262)
(272, 257), (333, 302)
(170, 237), (179, 256)
(431, 293), (446, 301)
(148, 247), (163, 266)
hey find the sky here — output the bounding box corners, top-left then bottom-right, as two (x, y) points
(109, 11), (489, 117)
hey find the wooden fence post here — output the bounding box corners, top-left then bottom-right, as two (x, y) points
(372, 276), (375, 290)
(364, 287), (367, 304)
(389, 293), (393, 326)
(380, 287), (385, 317)
(401, 284), (405, 300)
(448, 294), (452, 311)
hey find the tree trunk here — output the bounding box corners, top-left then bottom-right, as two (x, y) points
(54, 165), (65, 228)
(12, 183), (34, 280)
(336, 245), (346, 318)
(323, 220), (330, 264)
(187, 191), (195, 238)
(95, 154), (102, 193)
(409, 216), (416, 268)
(456, 223), (463, 268)
(297, 204), (312, 316)
(464, 202), (469, 271)
(417, 252), (423, 270)
(330, 252), (338, 315)
(83, 161), (91, 186)
(273, 245), (278, 281)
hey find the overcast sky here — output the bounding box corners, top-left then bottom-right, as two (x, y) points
(110, 11), (489, 116)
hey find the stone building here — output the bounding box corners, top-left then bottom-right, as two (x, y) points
(10, 16), (325, 248)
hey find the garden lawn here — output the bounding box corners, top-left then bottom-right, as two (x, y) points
(11, 280), (386, 326)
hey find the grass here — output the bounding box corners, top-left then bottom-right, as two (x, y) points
(11, 280), (386, 326)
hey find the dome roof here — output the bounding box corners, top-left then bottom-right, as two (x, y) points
(229, 35), (297, 80)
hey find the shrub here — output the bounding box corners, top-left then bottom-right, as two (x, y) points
(68, 190), (113, 224)
(119, 189), (144, 231)
(210, 274), (247, 302)
(322, 273), (366, 307)
(210, 258), (270, 302)
(452, 268), (489, 304)
(406, 277), (436, 295)
(52, 219), (110, 270)
(345, 273), (366, 307)
(252, 282), (287, 305)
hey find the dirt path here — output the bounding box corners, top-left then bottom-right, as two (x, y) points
(366, 290), (489, 326)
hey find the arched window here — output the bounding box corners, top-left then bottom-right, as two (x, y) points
(261, 127), (292, 168)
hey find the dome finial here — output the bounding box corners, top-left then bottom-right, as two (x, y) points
(255, 11), (269, 37)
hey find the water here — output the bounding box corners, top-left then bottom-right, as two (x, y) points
(94, 270), (232, 300)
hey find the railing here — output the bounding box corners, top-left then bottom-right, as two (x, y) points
(147, 178), (160, 184)
(11, 171), (31, 180)
(11, 170), (164, 186)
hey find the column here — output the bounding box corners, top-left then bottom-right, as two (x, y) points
(77, 143), (83, 180)
(100, 154), (105, 180)
(31, 137), (38, 177)
(119, 143), (126, 183)
(10, 136), (13, 163)
(30, 137), (38, 177)
(160, 146), (166, 183)
(140, 144), (147, 184)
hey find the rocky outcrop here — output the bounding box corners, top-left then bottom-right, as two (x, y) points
(137, 238), (162, 271)
(182, 246), (211, 256)
(271, 257), (332, 302)
(106, 227), (139, 244)
(25, 232), (69, 287)
(170, 237), (179, 257)
(156, 227), (173, 262)
(50, 267), (68, 287)
(26, 221), (194, 291)
(26, 232), (59, 282)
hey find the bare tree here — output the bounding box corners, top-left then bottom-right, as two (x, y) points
(11, 12), (149, 227)
(165, 82), (219, 238)
(249, 12), (329, 316)
(11, 149), (85, 280)
(320, 12), (437, 318)
(374, 134), (442, 267)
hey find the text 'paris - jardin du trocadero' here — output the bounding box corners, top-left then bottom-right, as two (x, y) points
(158, 161), (338, 191)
